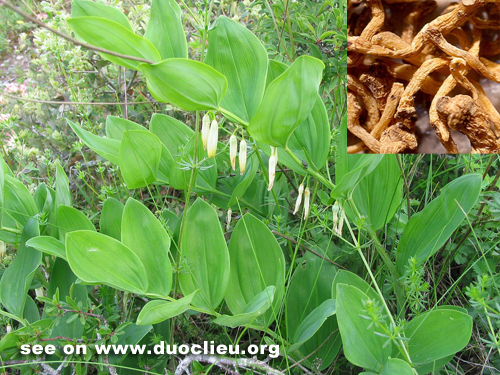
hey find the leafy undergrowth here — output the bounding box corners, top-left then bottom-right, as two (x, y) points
(1, 1), (499, 375)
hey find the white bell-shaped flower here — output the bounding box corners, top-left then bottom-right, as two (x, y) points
(201, 114), (210, 151)
(229, 135), (237, 171)
(293, 184), (304, 215)
(207, 119), (218, 158)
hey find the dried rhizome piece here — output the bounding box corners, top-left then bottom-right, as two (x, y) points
(347, 0), (500, 154)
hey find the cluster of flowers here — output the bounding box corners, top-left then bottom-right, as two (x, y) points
(201, 114), (248, 176)
(200, 114), (320, 222)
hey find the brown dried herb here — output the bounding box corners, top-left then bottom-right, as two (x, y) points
(347, 0), (500, 154)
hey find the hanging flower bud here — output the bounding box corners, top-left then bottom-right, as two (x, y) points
(332, 202), (340, 234)
(267, 146), (278, 191)
(226, 208), (232, 231)
(338, 210), (345, 236)
(239, 139), (247, 175)
(207, 119), (218, 158)
(35, 287), (44, 298)
(229, 135), (237, 171)
(304, 187), (311, 219)
(332, 202), (345, 236)
(0, 241), (5, 259)
(201, 114), (210, 151)
(6, 324), (11, 334)
(293, 184), (304, 214)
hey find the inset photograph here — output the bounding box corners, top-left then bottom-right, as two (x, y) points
(347, 0), (500, 154)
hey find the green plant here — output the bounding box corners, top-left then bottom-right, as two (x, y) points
(1, 1), (498, 375)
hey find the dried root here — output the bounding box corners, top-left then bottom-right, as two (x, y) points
(347, 0), (500, 154)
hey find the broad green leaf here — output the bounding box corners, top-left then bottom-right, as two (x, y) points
(264, 59), (330, 173)
(336, 284), (391, 372)
(67, 17), (161, 70)
(286, 254), (341, 370)
(149, 114), (215, 191)
(259, 96), (331, 175)
(144, 0), (187, 59)
(57, 205), (96, 242)
(228, 154), (259, 207)
(287, 96), (331, 171)
(346, 155), (402, 230)
(23, 296), (40, 323)
(26, 236), (66, 259)
(179, 199), (230, 311)
(34, 184), (55, 238)
(248, 56), (324, 148)
(66, 230), (148, 294)
(405, 309), (472, 365)
(55, 164), (71, 208)
(0, 219), (40, 317)
(33, 183), (52, 213)
(332, 270), (381, 305)
(213, 286), (275, 328)
(100, 197), (124, 240)
(0, 319), (52, 356)
(205, 16), (268, 123)
(1, 175), (38, 243)
(45, 258), (88, 340)
(290, 299), (336, 352)
(137, 291), (198, 325)
(53, 164), (71, 238)
(380, 358), (413, 375)
(105, 116), (144, 141)
(122, 198), (172, 298)
(396, 174), (482, 274)
(266, 59), (288, 85)
(149, 114), (193, 184)
(167, 135), (217, 192)
(415, 355), (454, 374)
(119, 130), (162, 189)
(225, 214), (285, 327)
(71, 0), (132, 30)
(68, 119), (120, 165)
(0, 155), (12, 176)
(139, 59), (228, 111)
(331, 155), (384, 200)
(149, 114), (194, 154)
(109, 322), (152, 365)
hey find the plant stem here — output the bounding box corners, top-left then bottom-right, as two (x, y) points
(219, 107), (249, 126)
(345, 219), (417, 374)
(284, 147), (335, 190)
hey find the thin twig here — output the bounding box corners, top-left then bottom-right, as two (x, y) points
(175, 355), (283, 375)
(287, 330), (338, 370)
(1, 92), (154, 106)
(278, 163), (298, 194)
(61, 308), (108, 327)
(0, 1), (154, 64)
(103, 357), (118, 375)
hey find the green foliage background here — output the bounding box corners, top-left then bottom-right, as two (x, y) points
(1, 1), (500, 375)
